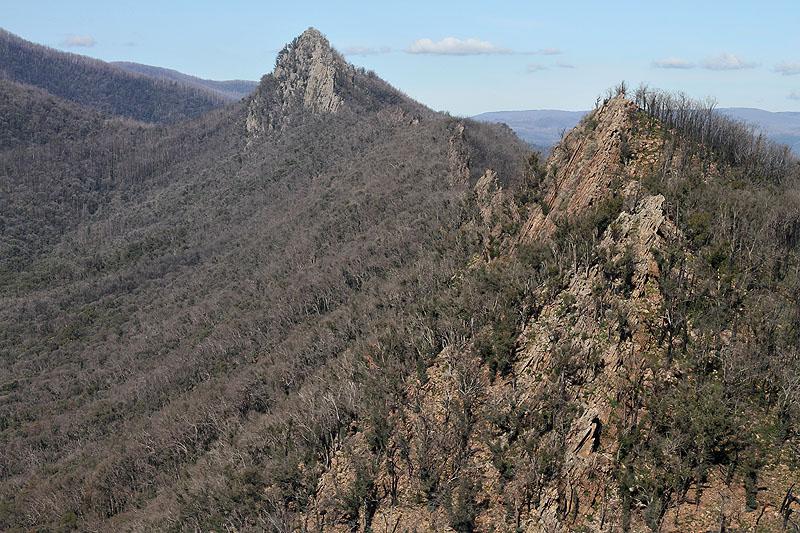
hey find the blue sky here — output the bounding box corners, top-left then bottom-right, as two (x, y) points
(4, 0), (800, 116)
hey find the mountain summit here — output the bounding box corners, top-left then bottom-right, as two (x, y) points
(246, 28), (424, 135)
(271, 28), (346, 114)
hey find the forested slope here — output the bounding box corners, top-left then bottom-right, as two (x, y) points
(0, 28), (227, 123)
(112, 61), (257, 101)
(0, 28), (531, 531)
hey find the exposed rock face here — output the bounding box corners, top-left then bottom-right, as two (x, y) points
(300, 95), (798, 532)
(448, 122), (471, 184)
(474, 169), (506, 224)
(273, 28), (344, 115)
(245, 28), (429, 138)
(520, 96), (636, 241)
(246, 28), (349, 135)
(302, 195), (678, 533)
(513, 191), (677, 531)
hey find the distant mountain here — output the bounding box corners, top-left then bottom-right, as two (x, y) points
(471, 109), (586, 152)
(717, 107), (800, 154)
(112, 61), (257, 101)
(474, 107), (800, 154)
(0, 28), (226, 122)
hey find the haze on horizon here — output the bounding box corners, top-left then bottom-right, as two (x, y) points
(4, 0), (800, 116)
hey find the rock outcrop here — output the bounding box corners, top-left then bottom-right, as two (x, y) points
(520, 96), (636, 241)
(246, 28), (429, 137)
(512, 191), (677, 531)
(272, 28), (344, 115)
(246, 28), (347, 135)
(300, 94), (799, 533)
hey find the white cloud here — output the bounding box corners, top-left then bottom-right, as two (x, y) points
(701, 53), (757, 71)
(652, 57), (695, 69)
(526, 63), (548, 73)
(62, 35), (96, 47)
(342, 45), (391, 56)
(790, 91), (800, 101)
(775, 62), (800, 76)
(556, 61), (575, 69)
(407, 37), (511, 55)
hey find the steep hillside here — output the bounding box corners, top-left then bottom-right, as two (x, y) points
(0, 28), (226, 122)
(112, 61), (257, 101)
(0, 74), (239, 279)
(0, 28), (531, 531)
(302, 90), (800, 532)
(0, 77), (112, 149)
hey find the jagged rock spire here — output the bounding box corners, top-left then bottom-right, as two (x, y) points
(520, 95), (638, 241)
(245, 27), (429, 138)
(272, 27), (345, 114)
(246, 27), (350, 135)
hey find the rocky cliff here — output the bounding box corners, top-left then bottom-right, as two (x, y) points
(300, 93), (800, 532)
(246, 28), (344, 135)
(246, 28), (427, 137)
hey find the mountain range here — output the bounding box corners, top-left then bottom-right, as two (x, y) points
(0, 28), (232, 123)
(111, 61), (258, 101)
(1, 27), (799, 532)
(474, 107), (800, 155)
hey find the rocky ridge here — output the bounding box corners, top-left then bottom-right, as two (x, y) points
(2, 24), (798, 532)
(300, 94), (800, 532)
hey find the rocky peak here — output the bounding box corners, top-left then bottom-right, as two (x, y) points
(246, 27), (350, 135)
(246, 28), (430, 137)
(272, 27), (346, 114)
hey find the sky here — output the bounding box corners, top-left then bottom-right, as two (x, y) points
(4, 0), (800, 116)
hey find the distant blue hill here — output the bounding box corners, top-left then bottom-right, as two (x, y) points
(716, 108), (800, 155)
(473, 108), (800, 155)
